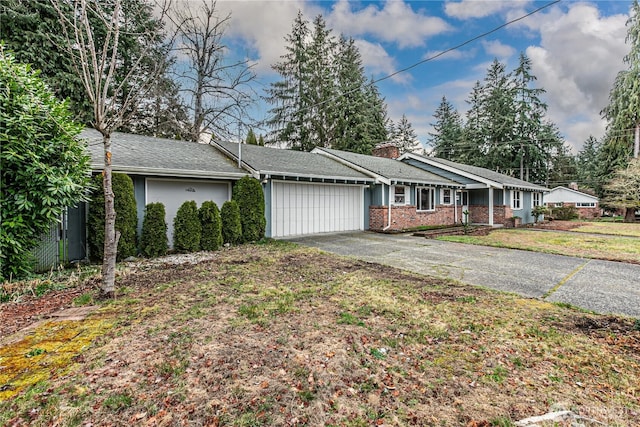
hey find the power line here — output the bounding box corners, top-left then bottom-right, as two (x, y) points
(373, 0), (562, 85)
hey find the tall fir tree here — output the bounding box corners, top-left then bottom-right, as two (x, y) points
(600, 0), (640, 185)
(265, 14), (389, 153)
(392, 114), (421, 154)
(264, 11), (312, 151)
(576, 136), (601, 190)
(428, 96), (464, 160)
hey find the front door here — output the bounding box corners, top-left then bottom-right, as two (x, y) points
(457, 191), (469, 223)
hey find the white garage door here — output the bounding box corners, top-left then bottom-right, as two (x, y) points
(146, 178), (231, 246)
(272, 181), (363, 237)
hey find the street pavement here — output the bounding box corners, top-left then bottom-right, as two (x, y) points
(285, 231), (640, 318)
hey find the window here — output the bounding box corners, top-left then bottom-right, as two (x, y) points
(576, 202), (596, 208)
(554, 203), (563, 207)
(511, 190), (522, 209)
(532, 192), (542, 207)
(393, 185), (408, 205)
(417, 187), (435, 211)
(456, 191), (469, 206)
(441, 188), (452, 205)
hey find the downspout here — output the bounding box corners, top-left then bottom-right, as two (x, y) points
(383, 184), (392, 231)
(488, 187), (494, 226)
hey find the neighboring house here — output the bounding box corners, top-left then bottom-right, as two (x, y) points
(312, 146), (463, 232)
(213, 141), (374, 237)
(82, 128), (247, 252)
(399, 152), (549, 225)
(544, 186), (600, 219)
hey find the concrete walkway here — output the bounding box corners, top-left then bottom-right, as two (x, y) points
(286, 232), (640, 318)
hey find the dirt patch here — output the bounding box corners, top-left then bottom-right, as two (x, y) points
(529, 220), (584, 231)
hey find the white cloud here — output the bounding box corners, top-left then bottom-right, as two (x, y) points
(353, 39), (410, 84)
(481, 39), (516, 59)
(524, 3), (628, 150)
(422, 48), (478, 62)
(445, 0), (531, 20)
(327, 0), (452, 49)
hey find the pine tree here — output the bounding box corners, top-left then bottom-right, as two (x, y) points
(601, 0), (640, 169)
(429, 97), (464, 160)
(392, 114), (420, 154)
(264, 11), (312, 150)
(246, 128), (258, 145)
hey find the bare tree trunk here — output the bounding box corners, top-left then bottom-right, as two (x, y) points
(624, 207), (636, 223)
(101, 134), (119, 296)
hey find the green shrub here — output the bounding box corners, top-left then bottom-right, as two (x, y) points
(87, 173), (137, 262)
(221, 200), (242, 245)
(199, 201), (223, 251)
(0, 50), (91, 280)
(551, 206), (579, 221)
(173, 201), (201, 252)
(139, 203), (168, 257)
(232, 176), (266, 242)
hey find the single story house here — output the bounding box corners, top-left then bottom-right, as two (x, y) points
(544, 186), (600, 219)
(82, 128), (247, 249)
(311, 146), (464, 231)
(61, 131), (549, 263)
(399, 152), (549, 225)
(212, 140), (374, 237)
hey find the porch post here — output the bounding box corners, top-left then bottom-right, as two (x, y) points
(488, 187), (494, 226)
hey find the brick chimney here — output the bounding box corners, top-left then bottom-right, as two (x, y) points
(372, 143), (400, 159)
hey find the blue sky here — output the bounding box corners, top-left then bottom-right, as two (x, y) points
(203, 0), (634, 153)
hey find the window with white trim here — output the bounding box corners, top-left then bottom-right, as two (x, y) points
(441, 188), (452, 205)
(392, 185), (408, 205)
(511, 190), (522, 209)
(554, 203), (563, 207)
(532, 192), (542, 207)
(576, 202), (596, 207)
(417, 187), (435, 211)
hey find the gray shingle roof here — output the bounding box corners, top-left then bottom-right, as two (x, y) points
(407, 154), (549, 191)
(214, 141), (373, 182)
(81, 128), (246, 178)
(316, 148), (460, 186)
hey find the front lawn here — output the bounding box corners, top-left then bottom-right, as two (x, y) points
(439, 228), (640, 264)
(1, 242), (638, 426)
(571, 221), (640, 238)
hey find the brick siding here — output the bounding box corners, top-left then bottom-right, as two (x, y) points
(369, 205), (460, 231)
(467, 205), (511, 225)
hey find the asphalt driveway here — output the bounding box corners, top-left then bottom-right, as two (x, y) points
(286, 231), (640, 318)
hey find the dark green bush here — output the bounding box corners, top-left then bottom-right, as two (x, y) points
(139, 203), (168, 257)
(199, 201), (223, 251)
(232, 176), (266, 242)
(87, 173), (137, 262)
(551, 206), (579, 221)
(221, 200), (242, 245)
(173, 200), (201, 252)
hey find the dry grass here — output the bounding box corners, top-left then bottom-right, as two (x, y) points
(440, 229), (640, 264)
(1, 242), (639, 426)
(572, 222), (640, 238)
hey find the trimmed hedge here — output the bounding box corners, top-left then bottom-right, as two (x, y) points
(232, 176), (266, 242)
(140, 202), (168, 257)
(199, 201), (223, 251)
(87, 173), (137, 261)
(221, 200), (242, 245)
(173, 200), (201, 252)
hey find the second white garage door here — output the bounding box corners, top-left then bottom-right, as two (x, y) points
(271, 181), (363, 237)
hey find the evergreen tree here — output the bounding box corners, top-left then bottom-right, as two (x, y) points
(139, 203), (168, 257)
(246, 128), (258, 145)
(265, 13), (389, 153)
(576, 136), (602, 190)
(461, 81), (486, 165)
(264, 11), (312, 150)
(600, 0), (640, 174)
(479, 59), (517, 174)
(199, 201), (223, 251)
(429, 96), (464, 160)
(392, 114), (420, 154)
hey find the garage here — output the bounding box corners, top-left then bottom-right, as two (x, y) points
(271, 181), (364, 237)
(146, 178), (231, 246)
